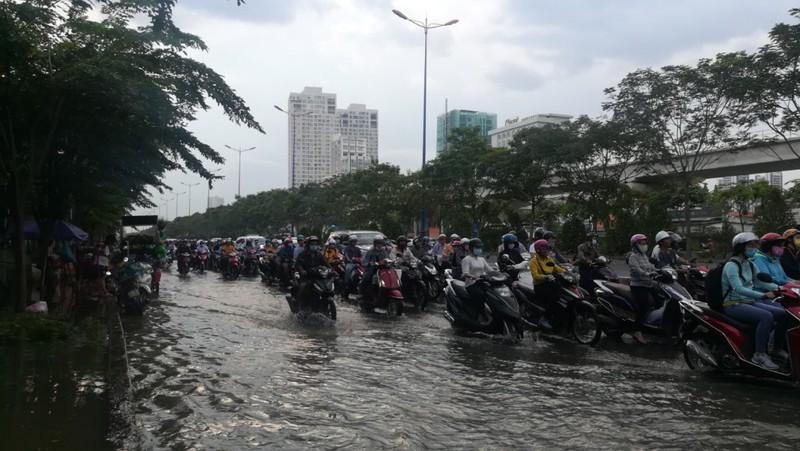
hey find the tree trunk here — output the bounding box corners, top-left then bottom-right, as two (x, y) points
(11, 172), (27, 312)
(683, 190), (692, 251)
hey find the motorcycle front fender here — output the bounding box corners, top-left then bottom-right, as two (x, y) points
(385, 288), (404, 300)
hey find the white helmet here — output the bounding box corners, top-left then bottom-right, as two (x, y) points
(732, 232), (759, 247)
(655, 231), (671, 243)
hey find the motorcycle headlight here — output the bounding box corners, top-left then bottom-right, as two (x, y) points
(496, 286), (511, 297)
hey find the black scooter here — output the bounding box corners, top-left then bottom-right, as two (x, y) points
(443, 272), (525, 342)
(285, 266), (338, 320)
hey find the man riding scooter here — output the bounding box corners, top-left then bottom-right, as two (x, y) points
(294, 236), (329, 310)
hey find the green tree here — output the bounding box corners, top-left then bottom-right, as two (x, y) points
(0, 1), (262, 310)
(711, 180), (771, 232)
(754, 187), (794, 235)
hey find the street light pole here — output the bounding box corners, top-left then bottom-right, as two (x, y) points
(392, 9), (458, 235)
(274, 105), (313, 189)
(224, 145), (256, 199)
(206, 168), (223, 211)
(161, 197), (174, 221)
(175, 191), (186, 219)
(181, 181), (201, 216)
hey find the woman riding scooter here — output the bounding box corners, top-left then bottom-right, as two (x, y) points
(529, 239), (566, 329)
(752, 233), (794, 286)
(626, 234), (657, 344)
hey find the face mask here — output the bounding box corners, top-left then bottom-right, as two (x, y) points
(638, 244), (648, 254)
(309, 245), (320, 252)
(472, 248), (483, 257)
(772, 246), (784, 257)
(505, 243), (513, 250)
(744, 247), (756, 258)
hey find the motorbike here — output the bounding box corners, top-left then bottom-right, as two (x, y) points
(594, 268), (689, 342)
(675, 264), (709, 303)
(177, 252), (192, 275)
(443, 271), (525, 342)
(285, 266), (338, 320)
(420, 255), (444, 304)
(195, 250), (209, 273)
(360, 258), (404, 317)
(399, 260), (427, 311)
(342, 258), (364, 300)
(117, 258), (152, 315)
(150, 257), (163, 296)
(511, 271), (602, 345)
(680, 275), (800, 380)
(258, 252), (278, 285)
(242, 248), (259, 277)
(222, 252), (240, 280)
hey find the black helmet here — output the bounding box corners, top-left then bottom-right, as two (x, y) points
(340, 233), (350, 242)
(396, 235), (408, 243)
(307, 235), (320, 244)
(469, 238), (483, 249)
(349, 236), (358, 244)
(543, 230), (556, 240)
(373, 237), (386, 246)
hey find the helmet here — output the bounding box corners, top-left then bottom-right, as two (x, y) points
(438, 234), (446, 240)
(340, 234), (349, 242)
(630, 234), (647, 247)
(732, 232), (758, 247)
(396, 235), (408, 243)
(421, 236), (430, 243)
(297, 234), (305, 241)
(469, 238), (483, 249)
(502, 233), (518, 244)
(760, 232), (784, 246)
(783, 228), (800, 240)
(450, 234), (460, 240)
(306, 235), (320, 244)
(655, 231), (671, 243)
(543, 230), (556, 240)
(283, 238), (292, 244)
(461, 238), (471, 246)
(533, 227), (545, 239)
(272, 239), (280, 245)
(349, 236), (358, 243)
(669, 232), (683, 243)
(373, 237), (386, 246)
(533, 239), (550, 254)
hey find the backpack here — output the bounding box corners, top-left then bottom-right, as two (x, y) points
(705, 258), (752, 311)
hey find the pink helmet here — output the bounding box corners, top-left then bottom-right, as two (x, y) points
(630, 233), (647, 247)
(533, 239), (550, 254)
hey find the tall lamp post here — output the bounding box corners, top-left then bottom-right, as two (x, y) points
(206, 168), (223, 211)
(160, 196), (174, 220)
(274, 105), (313, 189)
(224, 145), (256, 199)
(392, 9), (458, 235)
(174, 191), (186, 219)
(180, 181), (201, 216)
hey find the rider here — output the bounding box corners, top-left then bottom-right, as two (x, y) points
(752, 233), (793, 286)
(529, 239), (566, 328)
(543, 231), (568, 265)
(323, 242), (342, 267)
(576, 232), (601, 293)
(528, 227), (546, 252)
(626, 234), (657, 344)
(343, 236), (363, 297)
(359, 237), (391, 294)
(277, 238), (295, 285)
(411, 236), (431, 259)
(461, 238), (493, 306)
(723, 232), (788, 370)
(498, 233), (524, 274)
(432, 234), (448, 265)
(293, 235), (306, 260)
(651, 230), (688, 268)
(393, 236), (418, 266)
(294, 236), (328, 308)
(195, 240), (210, 270)
(450, 238), (468, 279)
(780, 228), (800, 280)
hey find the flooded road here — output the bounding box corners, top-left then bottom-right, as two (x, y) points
(124, 271), (800, 449)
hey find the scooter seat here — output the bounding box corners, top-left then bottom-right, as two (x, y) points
(513, 282), (535, 298)
(604, 282), (632, 299)
(451, 280), (470, 300)
(704, 308), (754, 333)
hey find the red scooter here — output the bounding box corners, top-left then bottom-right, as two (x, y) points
(223, 252), (240, 280)
(360, 258), (404, 317)
(195, 250), (209, 273)
(680, 277), (800, 381)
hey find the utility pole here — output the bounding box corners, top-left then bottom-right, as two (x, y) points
(224, 145), (256, 199)
(206, 168), (222, 211)
(181, 181), (201, 216)
(175, 191), (186, 219)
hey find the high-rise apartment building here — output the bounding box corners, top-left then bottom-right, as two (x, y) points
(286, 87), (378, 187)
(488, 114), (572, 148)
(769, 172), (783, 189)
(436, 109), (497, 153)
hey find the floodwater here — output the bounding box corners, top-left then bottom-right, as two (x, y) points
(121, 271), (800, 450)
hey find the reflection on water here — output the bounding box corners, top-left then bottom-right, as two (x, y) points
(124, 271), (800, 449)
(0, 337), (112, 451)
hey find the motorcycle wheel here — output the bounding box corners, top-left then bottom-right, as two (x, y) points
(387, 299), (403, 317)
(572, 305), (602, 346)
(503, 320), (523, 343)
(326, 299), (337, 321)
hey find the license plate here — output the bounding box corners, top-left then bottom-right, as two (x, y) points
(128, 289), (140, 298)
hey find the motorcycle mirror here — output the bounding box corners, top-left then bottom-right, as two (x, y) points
(756, 272), (774, 284)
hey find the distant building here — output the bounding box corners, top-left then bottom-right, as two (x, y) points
(718, 176), (734, 187)
(436, 109), (497, 153)
(208, 196), (224, 209)
(736, 174), (750, 185)
(332, 134), (371, 175)
(769, 172), (783, 189)
(335, 104), (378, 176)
(488, 113), (572, 148)
(286, 87), (378, 187)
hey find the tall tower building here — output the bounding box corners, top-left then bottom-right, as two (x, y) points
(287, 88), (378, 187)
(287, 87), (337, 188)
(436, 109), (497, 153)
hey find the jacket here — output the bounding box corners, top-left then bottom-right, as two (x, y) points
(461, 255), (492, 286)
(392, 246), (418, 266)
(751, 250), (790, 286)
(722, 256), (778, 306)
(295, 249), (328, 276)
(529, 254), (565, 285)
(576, 242), (599, 264)
(780, 248), (800, 280)
(626, 250), (656, 287)
(498, 247), (524, 272)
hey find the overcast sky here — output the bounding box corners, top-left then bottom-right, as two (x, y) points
(145, 0), (798, 219)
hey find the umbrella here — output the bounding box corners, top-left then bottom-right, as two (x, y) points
(51, 221), (89, 241)
(23, 220), (40, 239)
